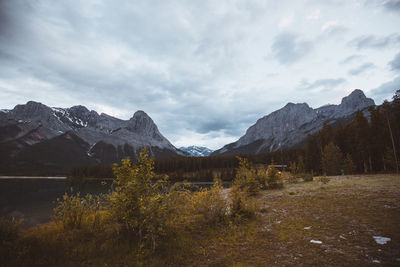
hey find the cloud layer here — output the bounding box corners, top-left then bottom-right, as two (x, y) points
(0, 0), (399, 149)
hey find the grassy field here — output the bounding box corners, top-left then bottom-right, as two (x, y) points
(2, 174), (399, 266)
(184, 174), (400, 266)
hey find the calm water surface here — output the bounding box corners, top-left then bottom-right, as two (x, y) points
(0, 177), (111, 227)
(0, 177), (230, 227)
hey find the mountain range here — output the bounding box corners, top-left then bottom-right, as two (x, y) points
(0, 89), (375, 174)
(0, 101), (183, 174)
(179, 146), (214, 157)
(212, 89), (375, 156)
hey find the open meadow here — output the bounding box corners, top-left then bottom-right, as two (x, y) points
(1, 172), (399, 266)
(185, 174), (400, 266)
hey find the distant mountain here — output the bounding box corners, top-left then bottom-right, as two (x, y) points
(179, 146), (214, 157)
(0, 101), (184, 174)
(212, 89), (375, 156)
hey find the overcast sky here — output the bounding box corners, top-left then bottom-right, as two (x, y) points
(0, 0), (399, 149)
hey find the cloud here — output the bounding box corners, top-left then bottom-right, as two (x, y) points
(299, 78), (346, 92)
(383, 0), (400, 12)
(271, 32), (313, 65)
(279, 15), (294, 29)
(0, 0), (399, 149)
(371, 76), (400, 102)
(307, 9), (321, 20)
(389, 52), (400, 71)
(349, 34), (400, 49)
(321, 21), (348, 35)
(340, 54), (363, 64)
(363, 0), (400, 13)
(348, 62), (375, 76)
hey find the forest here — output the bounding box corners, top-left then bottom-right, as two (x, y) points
(69, 90), (400, 181)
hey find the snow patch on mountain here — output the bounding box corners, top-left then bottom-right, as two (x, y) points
(179, 146), (214, 157)
(0, 101), (184, 159)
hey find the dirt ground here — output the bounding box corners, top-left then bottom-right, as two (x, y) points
(187, 174), (400, 266)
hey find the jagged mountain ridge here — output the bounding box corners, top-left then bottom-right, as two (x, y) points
(0, 101), (184, 174)
(179, 146), (214, 157)
(212, 89), (375, 156)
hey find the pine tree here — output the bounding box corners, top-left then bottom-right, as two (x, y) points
(343, 154), (356, 175)
(305, 134), (321, 173)
(322, 142), (343, 175)
(351, 111), (371, 173)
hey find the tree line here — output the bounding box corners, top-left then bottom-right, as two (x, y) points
(305, 90), (400, 175)
(69, 90), (400, 180)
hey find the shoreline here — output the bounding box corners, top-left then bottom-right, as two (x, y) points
(0, 176), (67, 180)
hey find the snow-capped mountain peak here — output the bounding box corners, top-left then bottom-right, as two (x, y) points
(179, 146), (214, 157)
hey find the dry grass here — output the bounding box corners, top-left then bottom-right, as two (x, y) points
(2, 174), (399, 266)
(184, 174), (400, 266)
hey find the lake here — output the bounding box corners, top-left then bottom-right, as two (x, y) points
(0, 177), (112, 228)
(0, 177), (231, 228)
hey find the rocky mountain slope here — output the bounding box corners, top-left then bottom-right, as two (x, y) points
(0, 101), (183, 174)
(212, 89), (375, 156)
(179, 146), (214, 157)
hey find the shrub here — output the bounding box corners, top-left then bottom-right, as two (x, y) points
(52, 192), (104, 231)
(109, 149), (171, 251)
(233, 157), (265, 195)
(255, 170), (268, 190)
(266, 165), (283, 189)
(0, 216), (23, 265)
(191, 179), (229, 225)
(234, 158), (254, 187)
(0, 216), (22, 242)
(230, 186), (257, 220)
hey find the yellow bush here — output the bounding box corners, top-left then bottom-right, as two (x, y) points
(52, 192), (104, 231)
(266, 165), (283, 189)
(190, 180), (229, 225)
(230, 186), (258, 220)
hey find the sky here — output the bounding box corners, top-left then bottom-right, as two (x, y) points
(0, 0), (399, 150)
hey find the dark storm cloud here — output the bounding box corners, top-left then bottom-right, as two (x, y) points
(348, 62), (375, 76)
(299, 78), (346, 92)
(389, 52), (400, 71)
(271, 32), (313, 65)
(384, 0), (400, 12)
(349, 34), (400, 49)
